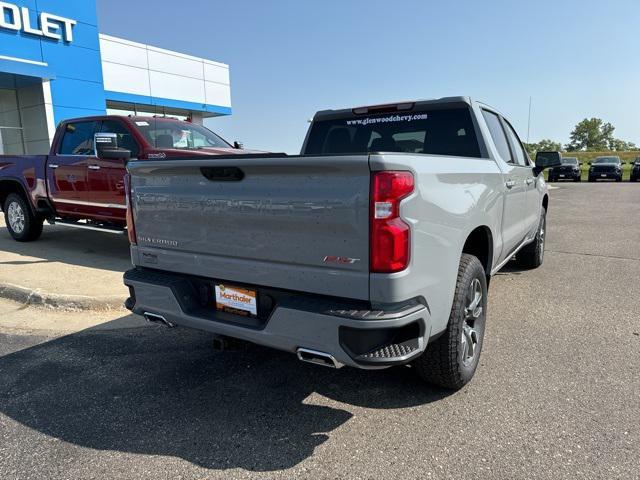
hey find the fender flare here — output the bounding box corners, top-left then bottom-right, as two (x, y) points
(0, 177), (37, 216)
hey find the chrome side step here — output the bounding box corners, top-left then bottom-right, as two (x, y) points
(48, 219), (126, 235)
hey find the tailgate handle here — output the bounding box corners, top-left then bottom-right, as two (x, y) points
(200, 166), (244, 182)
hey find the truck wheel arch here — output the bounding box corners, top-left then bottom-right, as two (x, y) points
(0, 179), (35, 215)
(461, 226), (493, 280)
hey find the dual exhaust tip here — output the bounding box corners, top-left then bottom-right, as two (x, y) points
(143, 312), (175, 328)
(296, 348), (343, 369)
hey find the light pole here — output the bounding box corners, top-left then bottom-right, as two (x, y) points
(527, 96), (532, 143)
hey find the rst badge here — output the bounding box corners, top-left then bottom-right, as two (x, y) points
(323, 256), (360, 265)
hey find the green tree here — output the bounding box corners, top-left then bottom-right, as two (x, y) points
(524, 139), (563, 157)
(565, 118), (613, 151)
(608, 138), (637, 151)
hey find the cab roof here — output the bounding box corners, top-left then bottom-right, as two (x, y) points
(313, 96), (478, 121)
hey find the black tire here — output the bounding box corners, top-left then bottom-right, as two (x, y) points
(574, 175), (581, 182)
(516, 207), (546, 269)
(3, 193), (43, 242)
(588, 176), (595, 182)
(616, 176), (622, 182)
(412, 254), (487, 390)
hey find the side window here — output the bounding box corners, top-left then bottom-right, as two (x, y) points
(100, 120), (139, 158)
(482, 110), (513, 163)
(59, 121), (98, 155)
(503, 121), (529, 167)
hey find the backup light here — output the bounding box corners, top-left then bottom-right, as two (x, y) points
(374, 202), (393, 219)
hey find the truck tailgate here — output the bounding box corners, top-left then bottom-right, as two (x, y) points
(128, 155), (371, 300)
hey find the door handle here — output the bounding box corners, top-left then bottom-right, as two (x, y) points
(48, 164), (59, 169)
(88, 165), (101, 170)
(505, 180), (516, 189)
(525, 178), (534, 185)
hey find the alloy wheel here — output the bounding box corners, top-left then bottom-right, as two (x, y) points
(461, 278), (483, 366)
(7, 200), (25, 235)
(538, 215), (546, 263)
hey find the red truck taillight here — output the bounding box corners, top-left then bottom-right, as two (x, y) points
(124, 173), (137, 245)
(370, 171), (414, 273)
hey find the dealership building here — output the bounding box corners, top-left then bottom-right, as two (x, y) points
(0, 0), (232, 154)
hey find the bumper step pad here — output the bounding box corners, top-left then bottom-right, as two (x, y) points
(356, 339), (420, 362)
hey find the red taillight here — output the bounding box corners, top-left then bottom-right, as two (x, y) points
(124, 173), (137, 245)
(370, 171), (414, 273)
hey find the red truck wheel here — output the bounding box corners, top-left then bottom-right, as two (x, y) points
(3, 193), (43, 242)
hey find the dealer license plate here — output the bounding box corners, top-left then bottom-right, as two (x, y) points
(559, 174), (565, 177)
(601, 174), (607, 177)
(215, 284), (257, 316)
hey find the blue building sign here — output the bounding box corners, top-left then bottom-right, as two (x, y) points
(0, 0), (231, 154)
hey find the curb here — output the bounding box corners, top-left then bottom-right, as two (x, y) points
(0, 282), (126, 311)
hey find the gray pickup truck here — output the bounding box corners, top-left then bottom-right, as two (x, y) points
(123, 97), (561, 389)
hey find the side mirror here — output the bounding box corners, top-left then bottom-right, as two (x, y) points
(233, 140), (244, 150)
(534, 151), (562, 176)
(94, 133), (131, 161)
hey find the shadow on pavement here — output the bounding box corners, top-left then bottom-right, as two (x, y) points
(0, 220), (131, 272)
(0, 316), (451, 472)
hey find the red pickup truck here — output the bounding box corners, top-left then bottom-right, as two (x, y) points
(0, 115), (250, 241)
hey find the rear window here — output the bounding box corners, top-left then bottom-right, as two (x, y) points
(303, 107), (481, 158)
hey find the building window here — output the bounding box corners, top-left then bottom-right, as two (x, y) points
(0, 88), (25, 155)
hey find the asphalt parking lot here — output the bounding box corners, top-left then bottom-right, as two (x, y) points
(0, 183), (638, 480)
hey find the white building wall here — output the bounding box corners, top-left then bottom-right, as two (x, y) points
(99, 34), (231, 111)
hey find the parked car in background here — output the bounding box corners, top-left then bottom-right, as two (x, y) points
(548, 156), (581, 182)
(0, 116), (254, 241)
(631, 157), (640, 182)
(123, 97), (561, 390)
(588, 156), (622, 182)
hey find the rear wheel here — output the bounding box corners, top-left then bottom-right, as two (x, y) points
(3, 193), (43, 242)
(412, 254), (487, 390)
(516, 207), (546, 269)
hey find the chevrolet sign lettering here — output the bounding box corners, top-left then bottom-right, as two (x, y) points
(0, 2), (76, 42)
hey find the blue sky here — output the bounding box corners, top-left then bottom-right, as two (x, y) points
(97, 0), (640, 153)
